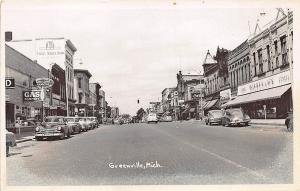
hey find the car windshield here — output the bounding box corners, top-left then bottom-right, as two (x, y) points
(149, 113), (156, 117)
(210, 111), (223, 117)
(65, 118), (78, 122)
(45, 118), (60, 122)
(229, 109), (244, 117)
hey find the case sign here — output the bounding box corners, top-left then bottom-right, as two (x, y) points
(237, 70), (291, 96)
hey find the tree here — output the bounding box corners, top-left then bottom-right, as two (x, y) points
(136, 108), (146, 120)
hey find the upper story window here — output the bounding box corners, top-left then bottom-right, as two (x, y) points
(253, 52), (257, 76)
(78, 93), (83, 103)
(258, 49), (263, 74)
(280, 35), (288, 66)
(78, 77), (82, 88)
(274, 40), (278, 55)
(267, 45), (271, 71)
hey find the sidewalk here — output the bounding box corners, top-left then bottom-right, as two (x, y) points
(15, 131), (35, 143)
(249, 119), (286, 126)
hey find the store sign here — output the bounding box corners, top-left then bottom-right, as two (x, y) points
(35, 78), (54, 88)
(35, 38), (65, 65)
(23, 90), (42, 101)
(5, 78), (15, 89)
(238, 70), (291, 96)
(220, 89), (231, 101)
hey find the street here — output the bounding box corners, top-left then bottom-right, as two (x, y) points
(7, 121), (292, 185)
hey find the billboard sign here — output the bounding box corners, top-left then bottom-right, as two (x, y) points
(23, 90), (42, 102)
(35, 38), (65, 66)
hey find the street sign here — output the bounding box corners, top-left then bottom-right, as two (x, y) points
(5, 78), (15, 89)
(35, 78), (54, 88)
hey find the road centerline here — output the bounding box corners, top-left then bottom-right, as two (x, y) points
(154, 127), (274, 183)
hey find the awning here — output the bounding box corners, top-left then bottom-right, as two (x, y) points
(204, 99), (218, 110)
(222, 84), (291, 108)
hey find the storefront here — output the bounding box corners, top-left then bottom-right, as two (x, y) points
(222, 70), (292, 119)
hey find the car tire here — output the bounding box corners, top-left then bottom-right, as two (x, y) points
(245, 122), (249, 126)
(60, 131), (65, 140)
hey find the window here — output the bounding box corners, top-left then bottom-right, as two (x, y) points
(258, 49), (263, 74)
(79, 93), (83, 103)
(267, 45), (271, 71)
(280, 35), (288, 66)
(78, 77), (82, 88)
(274, 40), (278, 55)
(253, 52), (257, 76)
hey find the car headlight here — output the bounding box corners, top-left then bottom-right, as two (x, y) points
(35, 126), (40, 132)
(56, 126), (62, 131)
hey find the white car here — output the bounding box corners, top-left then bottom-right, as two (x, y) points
(147, 113), (158, 124)
(6, 129), (16, 156)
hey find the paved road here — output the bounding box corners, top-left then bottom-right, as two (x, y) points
(6, 121), (293, 185)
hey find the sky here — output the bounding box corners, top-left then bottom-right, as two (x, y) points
(2, 1), (281, 115)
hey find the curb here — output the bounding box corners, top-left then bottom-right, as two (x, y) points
(16, 137), (34, 143)
(249, 122), (286, 127)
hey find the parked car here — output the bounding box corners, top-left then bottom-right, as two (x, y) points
(35, 116), (73, 140)
(285, 111), (293, 132)
(221, 108), (251, 127)
(85, 117), (95, 129)
(88, 117), (99, 128)
(160, 115), (173, 122)
(78, 117), (90, 131)
(147, 113), (158, 123)
(64, 117), (82, 134)
(6, 129), (16, 156)
(205, 110), (223, 125)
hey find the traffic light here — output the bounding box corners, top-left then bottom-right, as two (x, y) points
(137, 99), (140, 104)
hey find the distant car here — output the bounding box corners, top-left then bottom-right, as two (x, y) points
(85, 117), (95, 129)
(35, 116), (73, 140)
(221, 108), (251, 127)
(89, 117), (99, 128)
(64, 117), (82, 134)
(6, 129), (16, 156)
(160, 115), (172, 122)
(78, 117), (90, 131)
(147, 113), (158, 123)
(285, 112), (293, 132)
(205, 110), (223, 125)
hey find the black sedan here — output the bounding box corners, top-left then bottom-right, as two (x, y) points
(221, 108), (251, 127)
(205, 110), (223, 125)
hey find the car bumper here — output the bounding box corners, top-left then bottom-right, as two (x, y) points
(35, 132), (63, 137)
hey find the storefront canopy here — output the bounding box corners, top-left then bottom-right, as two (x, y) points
(222, 84), (291, 108)
(204, 99), (218, 110)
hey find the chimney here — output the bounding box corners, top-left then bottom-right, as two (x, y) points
(5, 31), (12, 42)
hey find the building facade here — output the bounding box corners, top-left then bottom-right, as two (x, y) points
(202, 48), (229, 114)
(49, 63), (67, 116)
(223, 10), (293, 119)
(176, 71), (204, 120)
(74, 69), (92, 117)
(5, 45), (49, 127)
(89, 83), (102, 120)
(228, 40), (251, 98)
